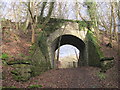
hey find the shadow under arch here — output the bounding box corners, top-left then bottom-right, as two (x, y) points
(50, 34), (87, 68)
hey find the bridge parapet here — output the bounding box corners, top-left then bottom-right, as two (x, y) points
(47, 22), (88, 44)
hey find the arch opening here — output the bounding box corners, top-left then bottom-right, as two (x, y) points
(50, 34), (86, 68)
(55, 45), (80, 68)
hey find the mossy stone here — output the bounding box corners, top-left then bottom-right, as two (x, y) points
(7, 60), (31, 65)
(86, 30), (104, 67)
(11, 64), (31, 81)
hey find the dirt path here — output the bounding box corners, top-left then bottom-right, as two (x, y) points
(3, 66), (106, 88)
(24, 67), (103, 88)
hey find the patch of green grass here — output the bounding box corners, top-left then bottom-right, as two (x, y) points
(1, 53), (9, 65)
(2, 86), (17, 88)
(0, 53), (9, 60)
(18, 53), (26, 57)
(34, 80), (38, 82)
(28, 85), (42, 88)
(97, 72), (106, 80)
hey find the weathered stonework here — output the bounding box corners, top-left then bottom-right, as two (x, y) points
(7, 60), (31, 81)
(47, 22), (88, 68)
(31, 19), (104, 76)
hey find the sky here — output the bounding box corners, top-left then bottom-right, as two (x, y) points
(55, 45), (79, 58)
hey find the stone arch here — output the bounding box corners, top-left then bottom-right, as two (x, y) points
(48, 34), (87, 68)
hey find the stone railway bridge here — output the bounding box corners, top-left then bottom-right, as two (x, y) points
(31, 19), (104, 76)
(47, 22), (88, 68)
(47, 22), (102, 68)
(6, 19), (112, 82)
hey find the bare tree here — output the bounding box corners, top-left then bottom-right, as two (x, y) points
(39, 1), (48, 20)
(117, 1), (120, 55)
(107, 2), (118, 47)
(41, 2), (55, 29)
(85, 0), (99, 38)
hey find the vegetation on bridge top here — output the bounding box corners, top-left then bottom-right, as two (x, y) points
(37, 17), (94, 35)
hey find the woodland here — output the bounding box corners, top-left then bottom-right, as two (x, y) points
(0, 0), (120, 88)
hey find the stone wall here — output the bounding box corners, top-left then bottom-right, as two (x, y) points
(86, 30), (104, 67)
(31, 32), (51, 77)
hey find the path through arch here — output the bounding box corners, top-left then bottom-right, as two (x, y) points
(49, 34), (87, 68)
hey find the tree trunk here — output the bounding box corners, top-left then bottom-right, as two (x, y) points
(31, 24), (35, 43)
(112, 2), (118, 41)
(109, 2), (113, 46)
(42, 2), (54, 29)
(85, 0), (99, 39)
(117, 2), (120, 55)
(25, 11), (30, 32)
(28, 1), (36, 43)
(40, 1), (47, 20)
(74, 49), (79, 61)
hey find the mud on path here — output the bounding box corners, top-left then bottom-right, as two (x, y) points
(3, 66), (115, 88)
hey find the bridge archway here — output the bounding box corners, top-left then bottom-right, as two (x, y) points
(55, 44), (80, 68)
(49, 34), (87, 68)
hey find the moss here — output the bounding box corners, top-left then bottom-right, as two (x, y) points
(31, 59), (51, 77)
(78, 21), (94, 30)
(41, 18), (65, 35)
(96, 72), (106, 80)
(28, 85), (42, 88)
(86, 30), (104, 67)
(12, 74), (30, 82)
(2, 86), (21, 89)
(0, 53), (9, 60)
(30, 43), (51, 77)
(100, 60), (114, 72)
(7, 60), (31, 65)
(11, 70), (19, 75)
(11, 64), (31, 82)
(38, 18), (94, 35)
(38, 31), (49, 60)
(87, 30), (104, 58)
(2, 60), (7, 65)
